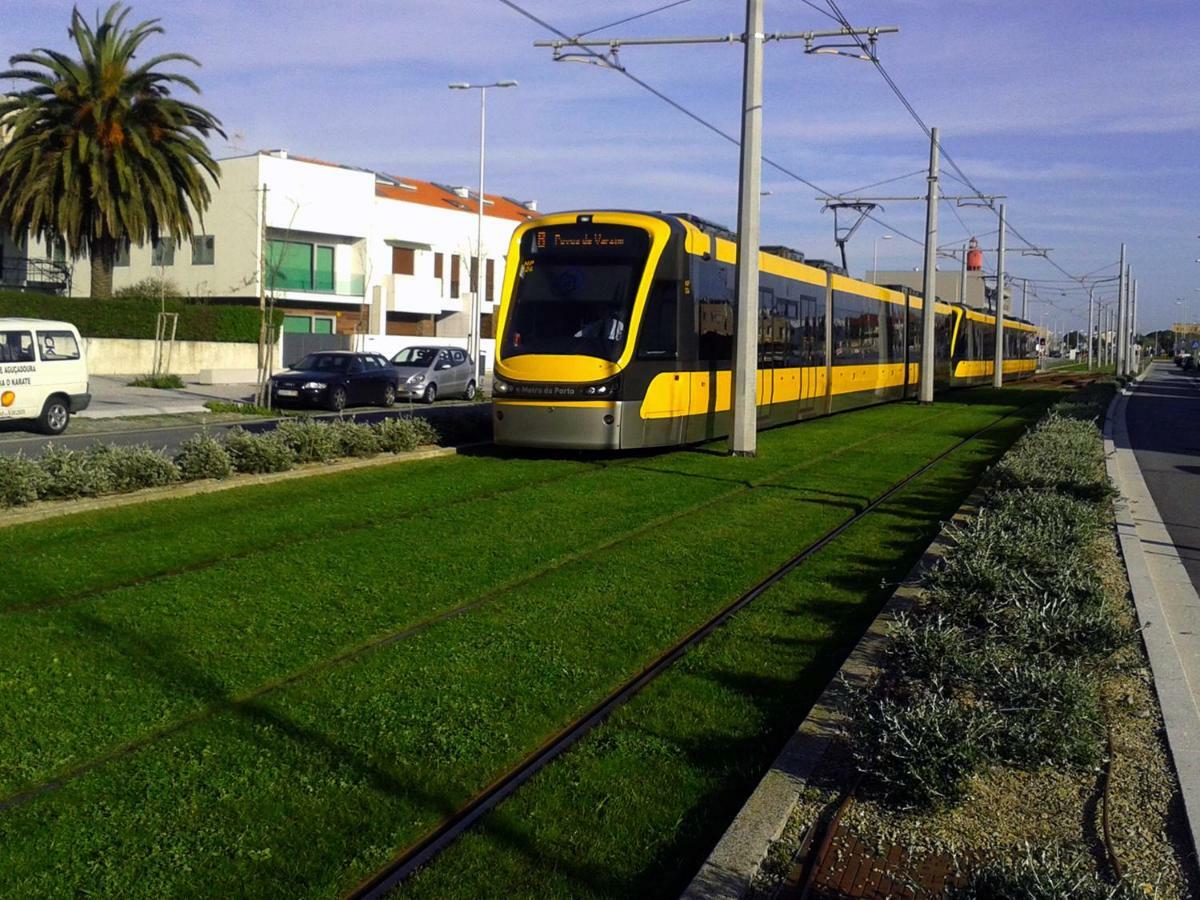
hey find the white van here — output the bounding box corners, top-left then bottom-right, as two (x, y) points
(0, 318), (90, 434)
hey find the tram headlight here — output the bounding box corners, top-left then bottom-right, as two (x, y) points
(493, 378), (511, 394)
(583, 378), (620, 397)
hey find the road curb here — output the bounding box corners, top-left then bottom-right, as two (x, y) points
(680, 489), (983, 900)
(1103, 364), (1200, 868)
(0, 445), (461, 529)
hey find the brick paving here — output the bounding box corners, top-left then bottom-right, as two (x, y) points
(782, 818), (969, 899)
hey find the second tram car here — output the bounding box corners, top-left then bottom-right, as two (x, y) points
(492, 211), (1036, 449)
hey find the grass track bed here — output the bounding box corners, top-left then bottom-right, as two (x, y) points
(399, 404), (1045, 899)
(0, 403), (977, 796)
(0, 389), (1058, 897)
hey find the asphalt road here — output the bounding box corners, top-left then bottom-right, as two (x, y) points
(1124, 362), (1200, 594)
(0, 401), (490, 457)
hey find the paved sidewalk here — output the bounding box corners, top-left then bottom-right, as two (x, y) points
(78, 375), (258, 419)
(1106, 362), (1200, 868)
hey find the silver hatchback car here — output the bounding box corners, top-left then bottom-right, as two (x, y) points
(391, 346), (476, 403)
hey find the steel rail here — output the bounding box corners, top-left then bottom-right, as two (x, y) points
(348, 397), (1044, 899)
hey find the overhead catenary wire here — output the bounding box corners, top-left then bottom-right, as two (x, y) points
(819, 0), (1091, 289)
(574, 0), (697, 38)
(498, 0), (926, 256)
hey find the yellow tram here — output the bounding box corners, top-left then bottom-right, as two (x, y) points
(491, 211), (1036, 450)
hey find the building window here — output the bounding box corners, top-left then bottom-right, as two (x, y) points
(486, 259), (495, 301)
(470, 258), (479, 294)
(50, 238), (66, 263)
(315, 245), (334, 292)
(114, 241), (130, 267)
(313, 317), (335, 335)
(266, 240), (314, 291)
(151, 237), (175, 267)
(192, 235), (215, 265)
(282, 315), (312, 334)
(392, 247), (414, 276)
(433, 252), (444, 279)
(450, 254), (460, 299)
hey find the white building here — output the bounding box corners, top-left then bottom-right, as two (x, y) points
(4, 150), (538, 369)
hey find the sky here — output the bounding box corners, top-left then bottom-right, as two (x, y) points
(4, 0), (1199, 333)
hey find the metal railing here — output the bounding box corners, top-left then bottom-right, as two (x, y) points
(0, 257), (72, 294)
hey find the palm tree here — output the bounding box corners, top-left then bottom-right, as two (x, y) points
(0, 3), (224, 298)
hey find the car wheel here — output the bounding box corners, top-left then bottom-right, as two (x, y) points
(423, 383), (438, 404)
(328, 385), (348, 412)
(463, 380), (476, 401)
(381, 383), (396, 407)
(37, 396), (70, 435)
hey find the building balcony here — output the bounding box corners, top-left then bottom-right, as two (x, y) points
(0, 257), (72, 295)
(267, 273), (365, 299)
(389, 273), (463, 316)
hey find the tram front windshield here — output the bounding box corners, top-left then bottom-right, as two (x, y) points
(502, 223), (651, 362)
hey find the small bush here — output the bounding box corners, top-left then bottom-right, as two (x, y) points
(951, 845), (1149, 899)
(0, 454), (50, 507)
(1005, 589), (1130, 660)
(275, 417), (340, 463)
(175, 434), (234, 481)
(888, 612), (980, 686)
(37, 445), (112, 499)
(989, 414), (1111, 502)
(114, 276), (184, 299)
(327, 419), (382, 457)
(222, 428), (294, 474)
(982, 663), (1102, 769)
(203, 400), (278, 417)
(373, 416), (438, 453)
(852, 685), (991, 808)
(86, 444), (179, 493)
(128, 374), (185, 389)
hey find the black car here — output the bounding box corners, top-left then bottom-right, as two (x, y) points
(270, 351), (401, 411)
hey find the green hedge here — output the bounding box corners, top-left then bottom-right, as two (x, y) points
(0, 291), (282, 343)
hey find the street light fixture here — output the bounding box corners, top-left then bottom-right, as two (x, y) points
(871, 234), (892, 285)
(448, 79), (518, 387)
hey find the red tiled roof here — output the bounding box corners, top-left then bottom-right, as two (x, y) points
(375, 178), (536, 223)
(253, 150), (537, 223)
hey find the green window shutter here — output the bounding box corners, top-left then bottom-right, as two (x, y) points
(282, 315), (312, 334)
(267, 240), (313, 291)
(313, 318), (334, 335)
(315, 246), (334, 292)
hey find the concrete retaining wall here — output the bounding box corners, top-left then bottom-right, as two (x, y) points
(83, 337), (283, 376)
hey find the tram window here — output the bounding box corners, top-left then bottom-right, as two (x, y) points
(888, 304), (905, 362)
(697, 261), (734, 362)
(639, 281), (678, 358)
(936, 314), (952, 359)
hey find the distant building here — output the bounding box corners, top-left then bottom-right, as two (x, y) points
(865, 268), (1016, 315)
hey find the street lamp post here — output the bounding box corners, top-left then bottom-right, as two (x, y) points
(449, 79), (518, 387)
(871, 234), (892, 284)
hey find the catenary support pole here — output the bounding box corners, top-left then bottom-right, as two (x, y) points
(1021, 278), (1027, 320)
(1116, 244), (1127, 375)
(919, 126), (939, 404)
(1087, 287), (1095, 371)
(1118, 262), (1128, 374)
(992, 203), (1006, 388)
(730, 0), (764, 457)
(958, 243), (966, 304)
(1132, 278), (1139, 371)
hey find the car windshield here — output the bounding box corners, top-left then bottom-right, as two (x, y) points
(502, 223), (651, 362)
(295, 354), (352, 372)
(392, 347), (439, 367)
